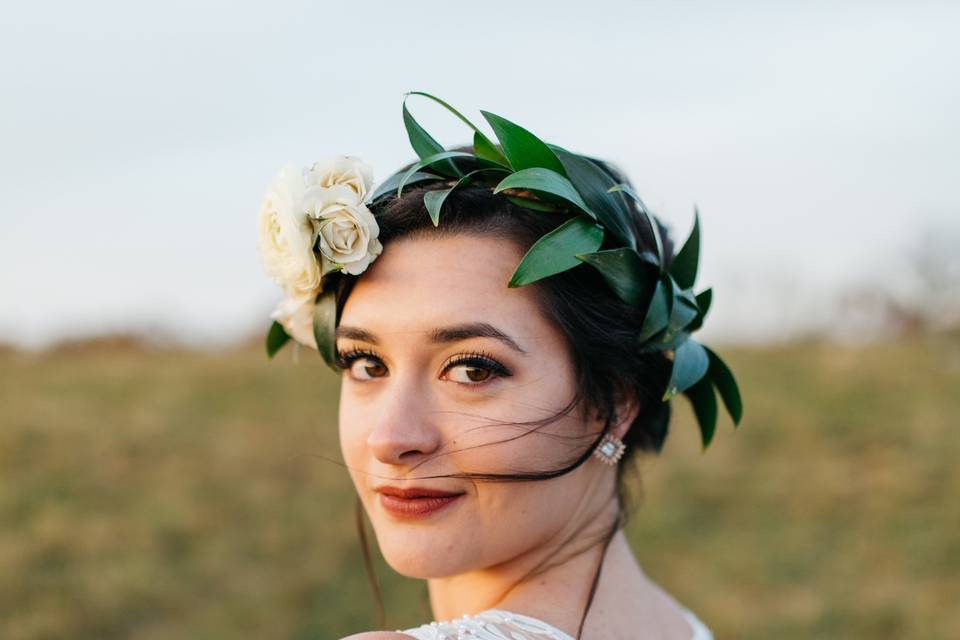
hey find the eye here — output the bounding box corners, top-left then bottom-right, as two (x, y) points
(336, 348), (388, 380)
(446, 363), (492, 384)
(441, 351), (512, 387)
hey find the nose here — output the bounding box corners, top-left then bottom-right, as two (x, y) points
(366, 373), (444, 467)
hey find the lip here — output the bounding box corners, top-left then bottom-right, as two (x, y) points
(374, 485), (466, 519)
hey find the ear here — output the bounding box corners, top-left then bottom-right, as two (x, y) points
(610, 389), (641, 441)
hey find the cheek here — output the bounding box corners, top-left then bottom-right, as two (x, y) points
(337, 389), (368, 485)
(473, 472), (588, 561)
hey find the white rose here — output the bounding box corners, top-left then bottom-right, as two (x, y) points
(306, 155), (375, 201)
(303, 184), (384, 276)
(259, 155), (383, 353)
(270, 292), (318, 350)
(257, 164), (321, 298)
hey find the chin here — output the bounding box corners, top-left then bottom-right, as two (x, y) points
(373, 523), (473, 579)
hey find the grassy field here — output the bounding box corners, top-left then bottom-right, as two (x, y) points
(1, 331), (957, 639)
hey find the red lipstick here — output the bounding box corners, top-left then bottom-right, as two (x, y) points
(374, 486), (465, 519)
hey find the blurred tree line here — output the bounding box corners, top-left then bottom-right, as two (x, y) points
(832, 221), (960, 341)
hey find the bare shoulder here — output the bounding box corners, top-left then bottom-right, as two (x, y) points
(339, 632), (417, 640)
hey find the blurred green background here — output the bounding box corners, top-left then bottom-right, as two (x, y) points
(1, 329), (957, 639)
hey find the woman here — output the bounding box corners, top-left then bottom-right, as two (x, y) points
(257, 93), (740, 639)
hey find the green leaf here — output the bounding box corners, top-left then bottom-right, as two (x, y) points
(266, 321), (290, 358)
(504, 195), (561, 212)
(670, 209), (701, 289)
(549, 145), (636, 249)
(703, 345), (743, 426)
(369, 170), (442, 204)
(493, 168), (596, 218)
(668, 280), (701, 334)
(608, 183), (665, 274)
(422, 191), (448, 227)
(575, 247), (658, 307)
(638, 277), (671, 342)
(640, 273), (680, 345)
(662, 336), (709, 401)
(683, 375), (718, 450)
(473, 130), (508, 167)
(406, 91), (509, 167)
(686, 288), (713, 332)
(676, 286), (699, 308)
(480, 110), (566, 175)
(636, 250), (660, 267)
(662, 275), (676, 329)
(638, 327), (688, 354)
(402, 96), (460, 178)
(312, 289), (339, 372)
(667, 302), (700, 337)
(396, 151), (476, 198)
(423, 168), (508, 226)
(508, 215), (604, 287)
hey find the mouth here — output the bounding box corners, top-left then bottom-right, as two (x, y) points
(374, 485), (466, 519)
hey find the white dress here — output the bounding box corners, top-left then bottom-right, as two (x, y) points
(397, 606), (713, 639)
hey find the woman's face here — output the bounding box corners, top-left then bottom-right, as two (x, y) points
(337, 232), (616, 578)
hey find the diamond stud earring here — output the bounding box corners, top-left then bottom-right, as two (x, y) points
(592, 433), (626, 466)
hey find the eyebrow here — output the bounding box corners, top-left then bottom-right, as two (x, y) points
(336, 322), (528, 355)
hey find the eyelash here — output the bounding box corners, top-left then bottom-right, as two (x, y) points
(334, 347), (512, 386)
(334, 347), (380, 373)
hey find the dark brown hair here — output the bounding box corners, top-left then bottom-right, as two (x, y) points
(333, 145), (677, 638)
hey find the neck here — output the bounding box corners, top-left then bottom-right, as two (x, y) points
(425, 471), (622, 632)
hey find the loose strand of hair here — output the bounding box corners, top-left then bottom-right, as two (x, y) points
(575, 509), (626, 639)
(355, 495), (386, 630)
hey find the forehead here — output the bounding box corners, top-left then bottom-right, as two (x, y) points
(339, 233), (554, 345)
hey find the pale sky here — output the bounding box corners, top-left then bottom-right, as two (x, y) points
(2, 1), (957, 347)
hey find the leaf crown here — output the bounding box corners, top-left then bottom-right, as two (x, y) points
(266, 90), (743, 449)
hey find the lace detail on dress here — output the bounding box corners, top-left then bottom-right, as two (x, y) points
(398, 609), (574, 640)
(398, 606), (713, 640)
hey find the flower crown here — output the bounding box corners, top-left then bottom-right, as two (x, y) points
(256, 91), (743, 449)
